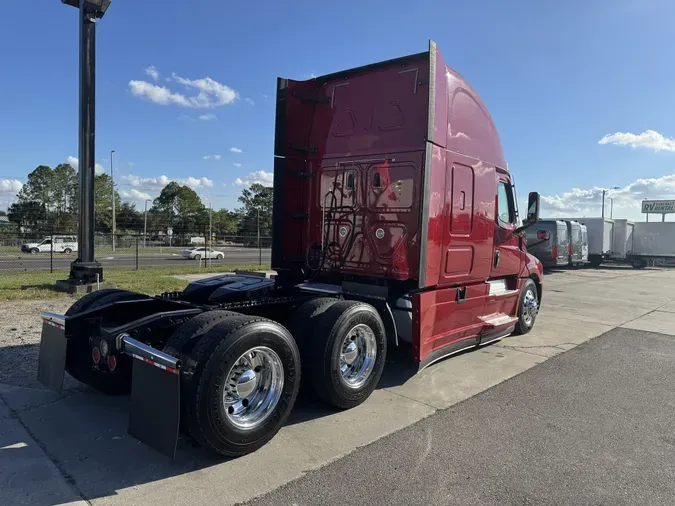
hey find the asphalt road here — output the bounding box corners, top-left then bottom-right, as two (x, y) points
(0, 248), (271, 270)
(248, 327), (675, 506)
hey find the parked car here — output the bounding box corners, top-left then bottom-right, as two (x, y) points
(21, 236), (78, 254)
(181, 247), (225, 260)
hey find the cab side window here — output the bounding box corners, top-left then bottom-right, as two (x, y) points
(497, 181), (515, 226)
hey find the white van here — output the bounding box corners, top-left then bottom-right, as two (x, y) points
(21, 236), (78, 254)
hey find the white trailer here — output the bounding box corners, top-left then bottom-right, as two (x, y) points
(612, 219), (635, 259)
(628, 222), (675, 267)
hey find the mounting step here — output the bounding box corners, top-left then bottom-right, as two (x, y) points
(480, 313), (518, 328)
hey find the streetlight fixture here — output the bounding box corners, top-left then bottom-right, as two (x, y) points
(601, 187), (620, 220)
(57, 0), (113, 292)
(61, 0), (112, 18)
(143, 199), (151, 248)
(110, 149), (115, 252)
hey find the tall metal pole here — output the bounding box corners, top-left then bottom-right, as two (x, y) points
(601, 190), (606, 220)
(257, 207), (261, 266)
(144, 199), (149, 248)
(111, 149), (115, 252)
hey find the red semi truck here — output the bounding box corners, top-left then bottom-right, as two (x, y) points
(37, 41), (544, 458)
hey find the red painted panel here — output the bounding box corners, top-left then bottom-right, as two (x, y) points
(412, 283), (488, 363)
(444, 246), (474, 276)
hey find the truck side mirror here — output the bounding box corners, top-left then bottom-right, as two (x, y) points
(526, 192), (540, 224)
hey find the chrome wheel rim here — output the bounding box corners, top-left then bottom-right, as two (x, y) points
(222, 346), (284, 430)
(339, 324), (377, 390)
(522, 289), (539, 327)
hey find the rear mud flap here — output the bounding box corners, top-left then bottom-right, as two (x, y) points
(123, 337), (181, 459)
(37, 313), (68, 394)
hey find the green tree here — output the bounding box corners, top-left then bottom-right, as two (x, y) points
(151, 182), (207, 240)
(237, 183), (273, 237)
(8, 201), (44, 230)
(212, 209), (240, 237)
(116, 202), (143, 231)
(93, 173), (122, 232)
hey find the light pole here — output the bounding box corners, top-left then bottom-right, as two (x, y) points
(143, 199), (151, 247)
(257, 207), (261, 266)
(601, 187), (620, 220)
(59, 0), (112, 290)
(110, 149), (115, 251)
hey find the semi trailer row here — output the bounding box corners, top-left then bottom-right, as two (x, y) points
(37, 41), (544, 458)
(554, 218), (675, 268)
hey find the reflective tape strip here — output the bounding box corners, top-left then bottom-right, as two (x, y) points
(44, 320), (65, 330)
(131, 353), (180, 375)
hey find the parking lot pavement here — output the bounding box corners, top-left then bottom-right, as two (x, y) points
(0, 266), (674, 505)
(248, 327), (675, 506)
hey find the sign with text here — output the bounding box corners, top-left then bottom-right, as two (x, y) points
(642, 200), (675, 214)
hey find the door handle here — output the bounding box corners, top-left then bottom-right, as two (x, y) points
(494, 250), (500, 268)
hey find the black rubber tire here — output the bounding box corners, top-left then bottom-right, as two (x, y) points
(194, 254), (201, 261)
(181, 315), (301, 456)
(288, 297), (340, 349)
(163, 310), (238, 431)
(306, 300), (387, 410)
(590, 258), (602, 268)
(632, 259), (647, 269)
(216, 254), (224, 260)
(30, 248), (38, 254)
(64, 248), (72, 254)
(64, 289), (149, 395)
(514, 279), (538, 336)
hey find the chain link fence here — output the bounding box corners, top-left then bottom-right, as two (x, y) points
(0, 233), (272, 272)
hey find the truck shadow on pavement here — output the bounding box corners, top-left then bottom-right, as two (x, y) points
(0, 338), (423, 503)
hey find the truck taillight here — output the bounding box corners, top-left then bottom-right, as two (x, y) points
(552, 245), (558, 258)
(568, 243), (572, 256)
(537, 231), (548, 240)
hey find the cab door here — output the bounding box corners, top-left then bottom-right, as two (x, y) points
(490, 175), (521, 278)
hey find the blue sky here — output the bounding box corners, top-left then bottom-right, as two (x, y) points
(1, 0), (674, 220)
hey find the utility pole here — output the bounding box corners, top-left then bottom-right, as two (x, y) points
(257, 207), (261, 266)
(110, 149), (115, 251)
(58, 0), (113, 292)
(144, 199), (150, 247)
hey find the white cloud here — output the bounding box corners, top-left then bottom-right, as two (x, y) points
(230, 147), (243, 153)
(67, 156), (105, 175)
(198, 113), (217, 121)
(129, 73), (237, 109)
(233, 170), (274, 187)
(598, 130), (675, 152)
(120, 188), (152, 202)
(202, 154), (222, 161)
(232, 163), (242, 168)
(0, 179), (23, 193)
(121, 173), (214, 191)
(541, 172), (675, 219)
(262, 93), (269, 99)
(145, 65), (159, 81)
(244, 97), (255, 105)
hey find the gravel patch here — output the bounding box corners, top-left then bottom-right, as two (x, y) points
(0, 298), (74, 388)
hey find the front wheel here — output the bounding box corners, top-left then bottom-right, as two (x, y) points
(216, 254), (224, 260)
(30, 248), (39, 254)
(194, 254), (201, 261)
(307, 300), (387, 409)
(182, 315), (301, 456)
(514, 279), (539, 335)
